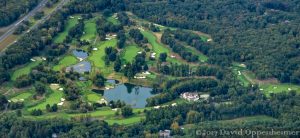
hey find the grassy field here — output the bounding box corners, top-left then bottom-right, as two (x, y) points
(89, 39), (117, 68)
(260, 83), (300, 96)
(54, 15), (80, 43)
(87, 93), (101, 102)
(185, 45), (208, 62)
(28, 90), (63, 111)
(53, 55), (78, 71)
(106, 115), (145, 125)
(81, 18), (97, 41)
(12, 60), (41, 81)
(107, 16), (120, 25)
(141, 30), (182, 64)
(141, 30), (169, 54)
(10, 92), (33, 102)
(232, 63), (252, 86)
(121, 45), (141, 63)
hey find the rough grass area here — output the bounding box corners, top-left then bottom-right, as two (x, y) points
(121, 45), (141, 63)
(218, 115), (276, 124)
(54, 15), (80, 43)
(53, 55), (77, 71)
(81, 18), (97, 41)
(12, 60), (41, 81)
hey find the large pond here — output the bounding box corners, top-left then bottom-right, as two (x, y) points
(66, 61), (91, 73)
(73, 49), (88, 59)
(103, 83), (154, 108)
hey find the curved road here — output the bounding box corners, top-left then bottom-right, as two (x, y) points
(0, 0), (69, 51)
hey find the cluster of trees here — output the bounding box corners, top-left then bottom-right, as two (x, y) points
(68, 19), (84, 40)
(93, 73), (106, 87)
(161, 30), (199, 62)
(0, 0), (40, 27)
(123, 52), (148, 79)
(96, 17), (122, 40)
(156, 63), (224, 79)
(117, 12), (132, 26)
(46, 104), (58, 112)
(129, 29), (147, 45)
(104, 47), (118, 65)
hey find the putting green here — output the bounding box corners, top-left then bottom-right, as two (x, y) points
(53, 55), (78, 71)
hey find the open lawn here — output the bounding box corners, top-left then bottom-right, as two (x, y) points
(232, 63), (252, 86)
(141, 30), (168, 54)
(89, 39), (117, 68)
(12, 60), (41, 81)
(87, 94), (101, 102)
(10, 92), (33, 102)
(81, 18), (97, 41)
(106, 115), (145, 125)
(185, 46), (208, 62)
(54, 15), (80, 43)
(107, 16), (120, 25)
(260, 83), (300, 96)
(53, 55), (77, 71)
(28, 90), (63, 111)
(141, 30), (182, 64)
(121, 45), (141, 63)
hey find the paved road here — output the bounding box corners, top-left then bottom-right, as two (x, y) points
(0, 0), (69, 51)
(0, 0), (48, 42)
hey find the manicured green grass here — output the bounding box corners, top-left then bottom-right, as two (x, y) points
(141, 30), (169, 54)
(28, 90), (63, 111)
(106, 116), (145, 125)
(89, 39), (117, 68)
(232, 63), (252, 86)
(121, 45), (141, 63)
(54, 15), (80, 43)
(185, 46), (208, 62)
(81, 18), (97, 41)
(87, 93), (101, 102)
(53, 55), (78, 71)
(12, 61), (41, 81)
(10, 92), (32, 102)
(260, 83), (300, 96)
(107, 16), (120, 25)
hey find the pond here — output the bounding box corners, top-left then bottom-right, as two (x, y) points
(66, 61), (91, 73)
(73, 49), (88, 59)
(103, 83), (154, 108)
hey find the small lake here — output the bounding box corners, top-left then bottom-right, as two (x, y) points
(66, 61), (91, 73)
(73, 49), (88, 59)
(103, 83), (154, 108)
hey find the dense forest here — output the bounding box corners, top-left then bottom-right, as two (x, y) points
(128, 0), (300, 84)
(0, 0), (41, 27)
(0, 0), (299, 137)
